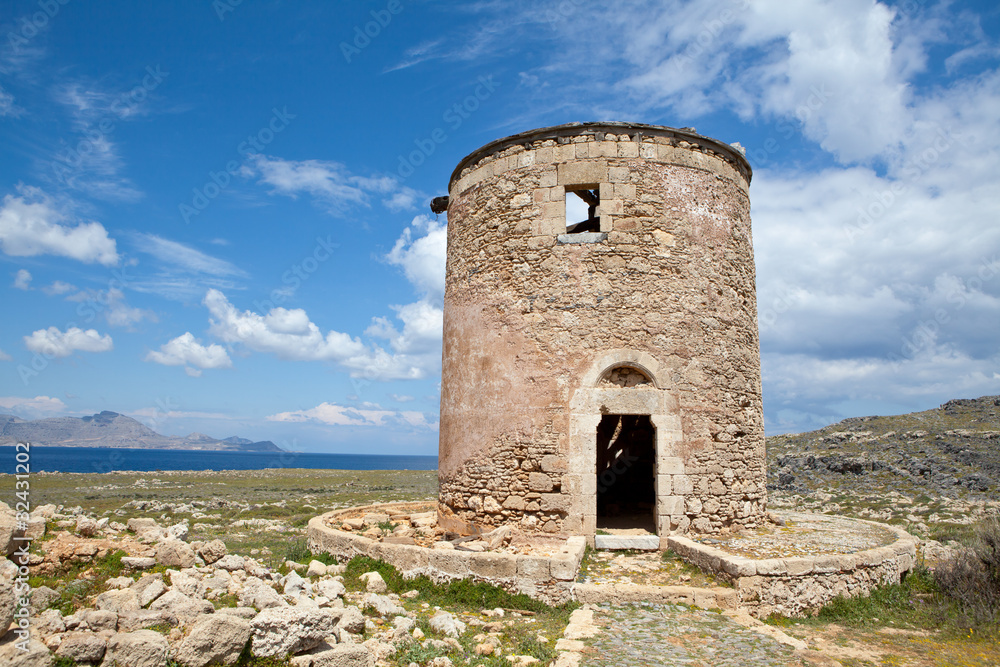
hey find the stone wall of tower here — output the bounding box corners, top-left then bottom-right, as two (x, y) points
(437, 123), (765, 537)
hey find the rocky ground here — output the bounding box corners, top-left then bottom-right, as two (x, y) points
(768, 396), (1000, 500)
(1, 499), (572, 667)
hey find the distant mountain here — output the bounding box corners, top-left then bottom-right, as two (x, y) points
(0, 411), (283, 452)
(768, 395), (1000, 498)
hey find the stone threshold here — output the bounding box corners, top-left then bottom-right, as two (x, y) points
(593, 535), (660, 550)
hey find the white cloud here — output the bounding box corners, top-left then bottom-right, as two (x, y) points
(267, 402), (436, 429)
(0, 349), (11, 361)
(133, 234), (247, 277)
(145, 332), (232, 375)
(0, 186), (119, 265)
(0, 395), (67, 417)
(245, 155), (421, 214)
(13, 269), (31, 289)
(42, 280), (76, 295)
(23, 326), (113, 358)
(385, 215), (447, 303)
(205, 288), (367, 363)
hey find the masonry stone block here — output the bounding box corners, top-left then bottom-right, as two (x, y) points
(660, 457), (684, 475)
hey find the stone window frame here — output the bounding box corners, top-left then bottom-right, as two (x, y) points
(567, 350), (686, 544)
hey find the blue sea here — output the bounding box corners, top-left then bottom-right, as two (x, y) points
(0, 445), (437, 474)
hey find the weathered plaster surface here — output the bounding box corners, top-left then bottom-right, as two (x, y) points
(438, 123), (765, 537)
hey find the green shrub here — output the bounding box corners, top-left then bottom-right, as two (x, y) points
(934, 516), (1000, 627)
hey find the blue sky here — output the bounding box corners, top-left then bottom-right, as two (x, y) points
(1, 0), (998, 454)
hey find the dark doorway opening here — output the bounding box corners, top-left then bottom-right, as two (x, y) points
(596, 414), (656, 532)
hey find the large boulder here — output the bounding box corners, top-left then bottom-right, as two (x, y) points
(213, 555), (245, 572)
(168, 570), (206, 599)
(0, 511), (19, 557)
(76, 515), (99, 537)
(291, 644), (374, 667)
(0, 637), (53, 667)
(81, 609), (119, 632)
(33, 609), (66, 638)
(168, 522), (189, 541)
(149, 590), (214, 623)
(283, 570), (313, 598)
(155, 540), (196, 568)
(121, 556), (157, 570)
(317, 579), (346, 600)
(173, 614), (252, 667)
(0, 574), (17, 636)
(30, 585), (59, 611)
(363, 593), (404, 618)
(306, 560), (328, 578)
(429, 610), (466, 638)
(336, 606), (366, 634)
(117, 609), (180, 632)
(131, 573), (167, 607)
(55, 631), (107, 663)
(94, 588), (140, 613)
(359, 572), (387, 594)
(198, 540), (227, 565)
(251, 607), (336, 657)
(101, 630), (170, 667)
(239, 577), (287, 611)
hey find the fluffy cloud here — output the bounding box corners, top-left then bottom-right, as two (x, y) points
(245, 155), (421, 214)
(0, 349), (11, 361)
(13, 269), (31, 289)
(145, 332), (232, 374)
(0, 187), (119, 265)
(267, 402), (436, 429)
(198, 216), (446, 381)
(385, 215), (447, 303)
(0, 395), (67, 417)
(205, 288), (367, 363)
(23, 326), (113, 358)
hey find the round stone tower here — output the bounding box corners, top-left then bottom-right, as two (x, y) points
(436, 122), (764, 542)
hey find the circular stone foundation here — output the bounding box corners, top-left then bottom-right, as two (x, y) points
(308, 505), (915, 617)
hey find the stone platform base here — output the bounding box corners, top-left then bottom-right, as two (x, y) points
(307, 505), (916, 618)
(306, 502), (585, 605)
(665, 512), (918, 617)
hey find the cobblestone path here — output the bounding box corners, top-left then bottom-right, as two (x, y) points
(580, 602), (812, 667)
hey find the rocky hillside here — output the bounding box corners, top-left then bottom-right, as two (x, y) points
(0, 411), (282, 452)
(767, 395), (1000, 498)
